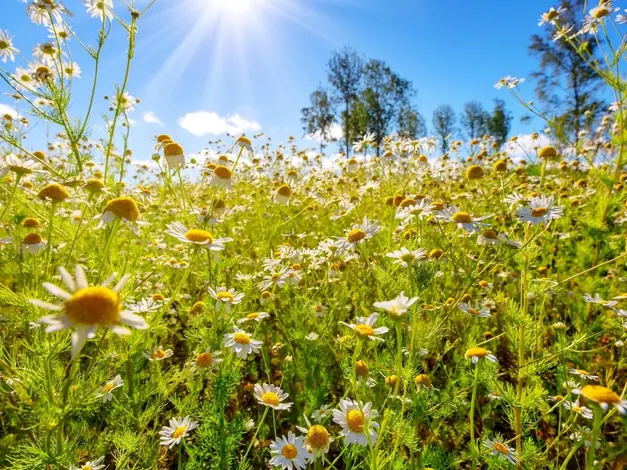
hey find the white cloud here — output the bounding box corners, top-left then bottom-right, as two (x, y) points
(306, 122), (343, 143)
(178, 111), (261, 136)
(0, 103), (21, 119)
(505, 132), (551, 162)
(143, 111), (164, 126)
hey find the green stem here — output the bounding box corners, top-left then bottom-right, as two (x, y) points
(469, 359), (481, 444)
(587, 406), (603, 469)
(0, 173), (22, 221)
(241, 407), (269, 467)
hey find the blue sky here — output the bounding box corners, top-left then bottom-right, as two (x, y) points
(1, 0), (554, 161)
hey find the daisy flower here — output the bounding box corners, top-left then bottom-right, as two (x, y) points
(22, 233), (47, 255)
(0, 153), (43, 178)
(386, 247), (427, 267)
(465, 347), (498, 364)
(373, 292), (418, 319)
(583, 293), (617, 309)
(269, 431), (311, 470)
(254, 383), (293, 410)
(484, 438), (518, 465)
(32, 265), (148, 358)
(144, 346), (173, 361)
(458, 302), (492, 318)
(27, 1), (69, 26)
(477, 228), (521, 248)
(332, 399), (379, 446)
(208, 286), (244, 313)
(163, 142), (185, 170)
(159, 416), (199, 449)
(340, 313), (389, 342)
(165, 222), (232, 251)
(232, 134), (254, 155)
(193, 348), (222, 370)
(97, 196), (145, 234)
(70, 456), (105, 470)
(311, 405), (331, 422)
(573, 385), (627, 414)
(0, 30), (19, 63)
(223, 326), (262, 358)
(439, 207), (491, 233)
(538, 6), (566, 26)
(97, 375), (123, 402)
(342, 216), (380, 247)
(517, 195), (563, 225)
(237, 311), (270, 324)
(275, 184), (293, 205)
(563, 399), (594, 419)
(296, 418), (333, 460)
(569, 368), (599, 381)
(210, 165), (233, 190)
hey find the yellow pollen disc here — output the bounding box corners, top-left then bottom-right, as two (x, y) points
(430, 201), (444, 211)
(195, 352), (213, 368)
(580, 385), (620, 404)
(237, 135), (252, 147)
(101, 382), (115, 393)
(172, 425), (187, 439)
(216, 291), (234, 302)
(233, 332), (250, 345)
(163, 142), (183, 157)
(85, 178), (105, 191)
(104, 197), (140, 222)
(23, 217), (40, 228)
(41, 44), (55, 54)
(593, 6), (609, 18)
(429, 248), (444, 259)
(346, 409), (364, 433)
(213, 165), (232, 179)
(531, 207), (547, 217)
(493, 442), (509, 455)
(452, 211), (473, 224)
(153, 349), (167, 359)
(247, 312), (259, 320)
(277, 185), (292, 197)
(546, 10), (558, 20)
(400, 253), (415, 262)
(261, 391), (280, 406)
(281, 443), (298, 459)
(482, 229), (498, 239)
(468, 308), (480, 316)
(572, 406), (582, 413)
(80, 466), (93, 470)
(63, 286), (121, 325)
(152, 293), (165, 301)
(261, 291), (272, 299)
(465, 347), (488, 358)
(466, 165), (485, 180)
(354, 324), (375, 337)
(157, 134), (171, 143)
(414, 374), (432, 387)
(23, 233), (43, 245)
(347, 229), (366, 243)
(38, 183), (70, 202)
(185, 229), (213, 243)
(307, 425), (329, 449)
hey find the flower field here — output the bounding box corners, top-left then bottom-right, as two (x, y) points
(1, 1), (627, 469)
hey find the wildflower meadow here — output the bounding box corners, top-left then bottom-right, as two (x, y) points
(0, 1), (626, 469)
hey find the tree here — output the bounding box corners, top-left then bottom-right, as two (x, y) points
(398, 108), (427, 139)
(529, 0), (604, 147)
(300, 87), (336, 153)
(487, 99), (513, 148)
(357, 59), (417, 155)
(460, 101), (490, 140)
(327, 47), (363, 156)
(432, 105), (456, 153)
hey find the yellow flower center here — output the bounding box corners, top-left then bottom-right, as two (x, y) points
(429, 248), (444, 260)
(465, 347), (489, 358)
(277, 185), (292, 197)
(195, 352), (213, 368)
(213, 165), (232, 180)
(307, 425), (330, 449)
(482, 229), (498, 239)
(546, 10), (559, 20)
(40, 44), (55, 55)
(414, 374), (432, 387)
(593, 6), (609, 18)
(157, 134), (171, 143)
(233, 332), (250, 345)
(261, 391), (280, 406)
(452, 211), (473, 224)
(85, 178), (105, 191)
(466, 165), (484, 180)
(400, 253), (415, 263)
(38, 183), (70, 202)
(104, 197), (140, 222)
(580, 385), (620, 404)
(216, 291), (234, 302)
(493, 442), (509, 455)
(468, 308), (480, 316)
(281, 443), (298, 459)
(172, 425), (187, 439)
(153, 349), (167, 359)
(35, 66), (53, 81)
(101, 382), (115, 393)
(152, 293), (165, 301)
(346, 409), (364, 433)
(354, 324), (375, 337)
(347, 229), (366, 243)
(23, 233), (43, 245)
(531, 207), (547, 217)
(23, 217), (40, 228)
(185, 229), (213, 243)
(237, 135), (252, 147)
(0, 41), (8, 50)
(63, 286), (121, 325)
(572, 405), (582, 413)
(163, 142), (183, 157)
(247, 312), (260, 320)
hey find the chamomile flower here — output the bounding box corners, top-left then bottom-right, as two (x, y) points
(573, 385), (627, 414)
(440, 207), (491, 233)
(70, 456), (105, 470)
(484, 438), (518, 465)
(563, 399), (594, 419)
(465, 347), (498, 364)
(21, 233), (47, 254)
(254, 383), (293, 410)
(159, 416), (199, 449)
(477, 228), (521, 248)
(144, 346), (173, 361)
(237, 311), (270, 324)
(98, 196), (145, 234)
(208, 286), (244, 313)
(569, 368), (598, 381)
(193, 348), (222, 370)
(342, 216), (380, 247)
(165, 222), (232, 251)
(232, 134), (254, 155)
(517, 195), (563, 225)
(269, 431), (311, 470)
(386, 247), (427, 267)
(340, 313), (389, 342)
(223, 326), (262, 358)
(296, 418), (333, 460)
(210, 165), (233, 190)
(373, 292), (418, 319)
(458, 302), (492, 318)
(0, 153), (42, 178)
(97, 375), (123, 402)
(583, 293), (617, 309)
(163, 142), (185, 170)
(538, 6), (566, 26)
(32, 265), (148, 358)
(0, 30), (18, 63)
(311, 405), (331, 422)
(332, 399), (379, 446)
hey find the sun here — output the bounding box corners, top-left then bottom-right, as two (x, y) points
(205, 0), (266, 18)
